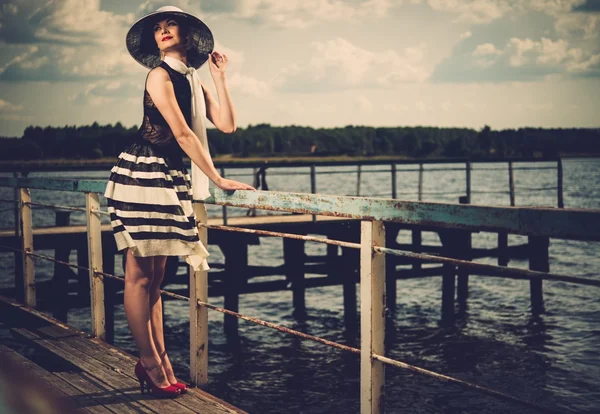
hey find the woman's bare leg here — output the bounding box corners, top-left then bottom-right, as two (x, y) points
(148, 256), (179, 384)
(123, 248), (170, 387)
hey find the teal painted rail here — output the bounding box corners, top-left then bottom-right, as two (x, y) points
(1, 177), (598, 241)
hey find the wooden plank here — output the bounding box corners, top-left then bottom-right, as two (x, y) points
(0, 345), (100, 414)
(12, 328), (198, 414)
(32, 325), (240, 414)
(54, 371), (156, 414)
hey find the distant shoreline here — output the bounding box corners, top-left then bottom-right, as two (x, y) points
(1, 153), (598, 173)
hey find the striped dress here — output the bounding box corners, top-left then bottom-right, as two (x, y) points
(103, 61), (209, 271)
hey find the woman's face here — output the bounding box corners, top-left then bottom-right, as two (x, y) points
(153, 18), (184, 52)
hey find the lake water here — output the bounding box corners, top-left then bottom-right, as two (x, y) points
(0, 158), (599, 413)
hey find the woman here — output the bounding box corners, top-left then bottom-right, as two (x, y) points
(104, 6), (253, 398)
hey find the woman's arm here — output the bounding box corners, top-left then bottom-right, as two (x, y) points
(146, 67), (253, 191)
(203, 51), (236, 133)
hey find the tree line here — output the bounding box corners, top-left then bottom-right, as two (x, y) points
(1, 122), (599, 161)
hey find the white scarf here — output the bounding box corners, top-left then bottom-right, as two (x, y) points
(163, 55), (211, 201)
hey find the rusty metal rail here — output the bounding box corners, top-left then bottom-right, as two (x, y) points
(0, 241), (562, 413)
(0, 176), (597, 414)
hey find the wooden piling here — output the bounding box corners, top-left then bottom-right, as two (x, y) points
(342, 245), (358, 333)
(391, 163), (397, 199)
(360, 220), (385, 414)
(52, 211), (71, 322)
(456, 198), (472, 307)
(498, 232), (509, 266)
(385, 225), (397, 316)
(85, 192), (105, 341)
(508, 161), (515, 206)
(465, 161), (472, 204)
(190, 203), (208, 386)
(310, 164), (317, 223)
(440, 229), (458, 326)
(19, 187), (35, 307)
(528, 236), (548, 314)
(284, 238), (306, 318)
(102, 243), (116, 345)
(220, 167), (228, 224)
(356, 165), (362, 196)
(418, 163), (424, 201)
(456, 231), (472, 307)
(412, 229), (422, 273)
(223, 241), (248, 336)
(557, 158), (564, 208)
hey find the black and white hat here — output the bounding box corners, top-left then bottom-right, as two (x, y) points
(126, 6), (214, 69)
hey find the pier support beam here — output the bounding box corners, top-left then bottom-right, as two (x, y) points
(528, 236), (548, 314)
(456, 231), (472, 312)
(342, 246), (358, 333)
(223, 241), (248, 337)
(52, 211), (72, 322)
(385, 225), (397, 317)
(284, 238), (306, 319)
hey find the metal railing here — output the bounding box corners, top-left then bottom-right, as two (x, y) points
(0, 176), (598, 413)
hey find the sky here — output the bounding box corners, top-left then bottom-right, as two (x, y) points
(0, 0), (599, 137)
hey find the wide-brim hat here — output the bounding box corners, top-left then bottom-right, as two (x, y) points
(126, 6), (214, 69)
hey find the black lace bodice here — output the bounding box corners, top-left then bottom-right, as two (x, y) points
(137, 61), (192, 147)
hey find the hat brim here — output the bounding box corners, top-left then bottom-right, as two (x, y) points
(126, 10), (214, 69)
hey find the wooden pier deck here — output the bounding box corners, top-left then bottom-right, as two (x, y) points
(0, 295), (246, 414)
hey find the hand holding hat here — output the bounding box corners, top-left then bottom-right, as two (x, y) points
(209, 51), (228, 77)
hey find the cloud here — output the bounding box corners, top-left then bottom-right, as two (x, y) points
(431, 36), (600, 82)
(554, 12), (600, 39)
(0, 97), (31, 121)
(276, 37), (429, 91)
(424, 0), (590, 24)
(68, 80), (142, 105)
(0, 0), (140, 81)
(198, 0), (409, 28)
(0, 0), (134, 45)
(426, 0), (515, 24)
(227, 72), (272, 96)
(572, 0), (600, 11)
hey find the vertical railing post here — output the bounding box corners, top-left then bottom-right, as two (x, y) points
(14, 173), (24, 302)
(391, 163), (397, 199)
(465, 161), (471, 204)
(190, 203), (209, 386)
(508, 161), (515, 206)
(310, 164), (317, 223)
(220, 167), (228, 224)
(19, 187), (35, 307)
(360, 220), (385, 414)
(356, 165), (362, 196)
(86, 192), (105, 340)
(557, 158), (564, 208)
(418, 163), (424, 201)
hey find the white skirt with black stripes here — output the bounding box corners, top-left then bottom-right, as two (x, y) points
(103, 142), (209, 271)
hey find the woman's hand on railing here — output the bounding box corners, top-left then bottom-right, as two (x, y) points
(215, 177), (255, 191)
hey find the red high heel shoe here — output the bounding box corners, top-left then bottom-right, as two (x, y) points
(159, 352), (187, 394)
(134, 360), (181, 398)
